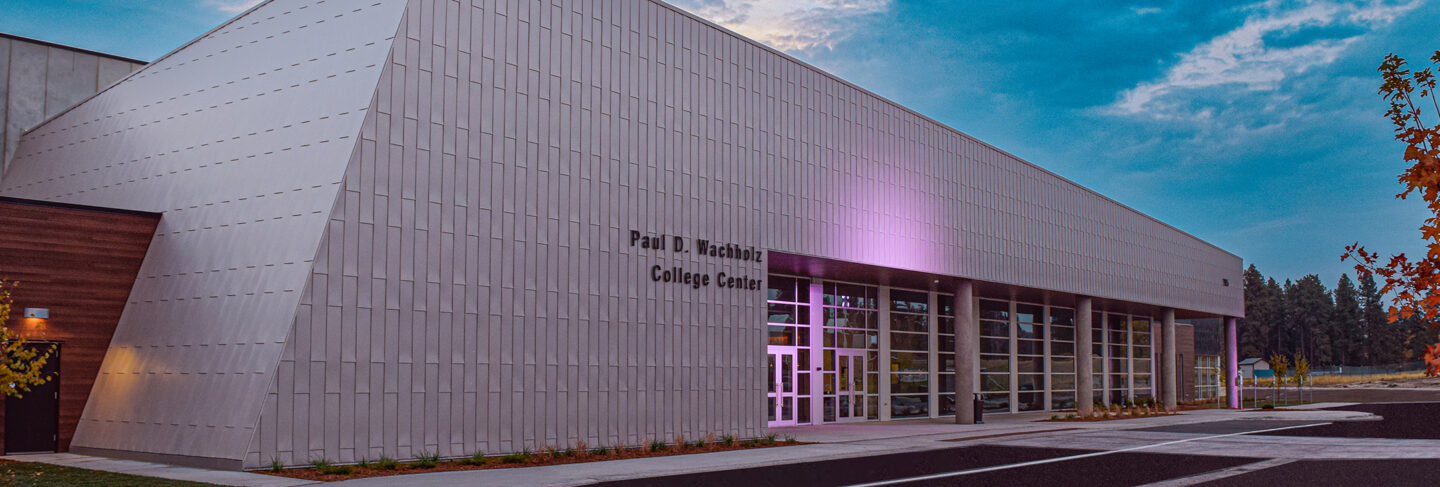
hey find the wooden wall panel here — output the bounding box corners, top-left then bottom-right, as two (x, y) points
(1178, 324), (1196, 403)
(0, 198), (158, 453)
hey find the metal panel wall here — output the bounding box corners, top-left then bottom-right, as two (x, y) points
(247, 0), (1241, 469)
(0, 0), (410, 468)
(0, 35), (145, 176)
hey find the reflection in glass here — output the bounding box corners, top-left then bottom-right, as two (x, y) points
(1016, 304), (1043, 324)
(891, 352), (929, 372)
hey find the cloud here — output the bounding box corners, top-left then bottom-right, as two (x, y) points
(1106, 0), (1421, 120)
(669, 0), (891, 52)
(209, 0), (264, 14)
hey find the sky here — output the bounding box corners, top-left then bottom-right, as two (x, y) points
(1, 0), (1435, 289)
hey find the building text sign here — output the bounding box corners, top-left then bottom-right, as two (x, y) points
(629, 230), (762, 291)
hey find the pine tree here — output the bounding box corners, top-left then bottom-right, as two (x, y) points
(1360, 273), (1397, 365)
(1332, 274), (1363, 365)
(1288, 276), (1335, 365)
(1240, 265), (1272, 359)
(1280, 279), (1297, 357)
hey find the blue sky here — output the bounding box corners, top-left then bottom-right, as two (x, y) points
(2, 0), (1434, 289)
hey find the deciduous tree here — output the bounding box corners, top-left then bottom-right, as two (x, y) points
(1, 278), (57, 398)
(1344, 50), (1440, 375)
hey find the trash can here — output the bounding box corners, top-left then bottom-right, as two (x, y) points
(973, 393), (984, 424)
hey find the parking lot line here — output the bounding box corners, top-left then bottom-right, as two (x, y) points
(844, 422), (1330, 487)
(1137, 458), (1297, 486)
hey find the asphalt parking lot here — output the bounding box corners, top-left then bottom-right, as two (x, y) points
(592, 445), (1259, 487)
(597, 402), (1440, 487)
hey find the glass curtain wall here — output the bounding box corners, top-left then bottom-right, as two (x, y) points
(1132, 318), (1154, 402)
(765, 273), (1164, 422)
(938, 295), (956, 415)
(889, 290), (930, 418)
(766, 277), (811, 423)
(1049, 308), (1077, 410)
(1015, 304), (1046, 411)
(822, 283), (879, 421)
(1195, 355), (1221, 400)
(1092, 312), (1105, 406)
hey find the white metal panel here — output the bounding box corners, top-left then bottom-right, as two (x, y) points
(0, 0), (411, 468)
(247, 0), (1240, 469)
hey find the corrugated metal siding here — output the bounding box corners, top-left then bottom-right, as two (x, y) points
(248, 0), (1240, 468)
(0, 0), (410, 466)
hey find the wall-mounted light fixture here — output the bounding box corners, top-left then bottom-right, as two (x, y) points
(23, 308), (50, 319)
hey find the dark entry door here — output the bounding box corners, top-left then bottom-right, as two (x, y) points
(5, 343), (59, 453)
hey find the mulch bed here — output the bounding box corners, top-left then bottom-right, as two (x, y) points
(262, 439), (804, 482)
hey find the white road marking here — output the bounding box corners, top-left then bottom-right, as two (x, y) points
(844, 422), (1330, 487)
(1137, 458), (1297, 487)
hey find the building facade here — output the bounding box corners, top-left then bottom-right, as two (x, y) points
(0, 33), (145, 176)
(0, 0), (1243, 470)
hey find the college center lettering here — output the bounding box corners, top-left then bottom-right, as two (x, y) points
(629, 230), (762, 291)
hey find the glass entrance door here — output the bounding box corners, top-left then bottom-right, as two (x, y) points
(768, 346), (798, 426)
(830, 349), (866, 422)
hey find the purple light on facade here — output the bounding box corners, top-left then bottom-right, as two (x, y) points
(1226, 317), (1239, 409)
(843, 176), (950, 274)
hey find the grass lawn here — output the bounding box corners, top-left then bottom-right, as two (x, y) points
(0, 461), (218, 486)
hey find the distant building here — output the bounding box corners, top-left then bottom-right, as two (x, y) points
(1240, 358), (1271, 380)
(0, 33), (146, 175)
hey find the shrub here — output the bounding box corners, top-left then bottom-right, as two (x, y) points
(1065, 413), (1078, 419)
(590, 446), (610, 456)
(458, 451), (487, 466)
(648, 440), (669, 452)
(785, 436), (798, 445)
(320, 464), (353, 476)
(1261, 403), (1275, 410)
(674, 436), (687, 449)
(500, 450), (532, 464)
(310, 458), (352, 476)
(374, 456), (400, 470)
(575, 441), (589, 456)
(764, 433), (777, 445)
(411, 450), (440, 469)
(269, 458), (284, 473)
(356, 457), (371, 468)
(721, 435), (735, 446)
(1050, 415), (1061, 420)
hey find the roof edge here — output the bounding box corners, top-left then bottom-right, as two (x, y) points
(0, 195), (161, 219)
(14, 0), (276, 141)
(0, 32), (149, 65)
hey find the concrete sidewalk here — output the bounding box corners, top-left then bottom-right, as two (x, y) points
(2, 406), (1375, 487)
(0, 453), (314, 487)
(330, 406), (1376, 486)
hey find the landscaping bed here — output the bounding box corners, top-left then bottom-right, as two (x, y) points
(1041, 408), (1181, 422)
(263, 434), (803, 482)
(0, 459), (216, 487)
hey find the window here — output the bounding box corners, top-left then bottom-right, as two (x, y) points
(1016, 304), (1045, 412)
(979, 299), (1010, 413)
(889, 289), (930, 418)
(1049, 307), (1076, 410)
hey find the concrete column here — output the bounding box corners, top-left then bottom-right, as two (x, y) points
(878, 287), (891, 421)
(953, 281), (976, 424)
(1076, 297), (1094, 416)
(1161, 309), (1177, 410)
(1226, 317), (1240, 409)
